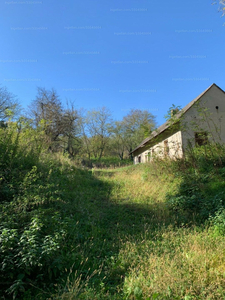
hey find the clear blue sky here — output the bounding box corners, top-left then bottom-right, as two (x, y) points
(0, 0), (224, 126)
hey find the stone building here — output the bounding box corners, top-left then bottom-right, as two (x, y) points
(131, 84), (225, 164)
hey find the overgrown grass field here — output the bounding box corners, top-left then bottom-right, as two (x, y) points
(1, 125), (225, 299)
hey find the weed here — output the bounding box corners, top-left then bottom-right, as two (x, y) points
(2, 124), (225, 299)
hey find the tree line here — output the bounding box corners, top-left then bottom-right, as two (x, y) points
(0, 86), (156, 162)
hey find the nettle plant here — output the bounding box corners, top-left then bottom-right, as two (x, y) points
(0, 122), (73, 298)
(0, 213), (71, 298)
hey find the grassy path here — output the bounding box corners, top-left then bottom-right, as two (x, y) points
(2, 152), (225, 300)
(59, 164), (225, 299)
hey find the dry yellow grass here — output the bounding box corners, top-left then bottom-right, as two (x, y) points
(56, 162), (225, 299)
(103, 163), (180, 204)
(94, 164), (225, 299)
(121, 229), (225, 299)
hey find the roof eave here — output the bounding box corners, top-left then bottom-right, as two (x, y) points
(130, 83), (225, 155)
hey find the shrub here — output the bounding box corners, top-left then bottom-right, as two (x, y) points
(166, 144), (225, 225)
(211, 208), (225, 235)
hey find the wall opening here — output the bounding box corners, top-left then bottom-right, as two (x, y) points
(164, 140), (169, 156)
(145, 152), (151, 162)
(195, 132), (208, 146)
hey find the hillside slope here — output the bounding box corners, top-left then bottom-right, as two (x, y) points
(1, 125), (225, 299)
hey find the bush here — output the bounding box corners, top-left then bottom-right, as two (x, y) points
(166, 144), (225, 225)
(211, 208), (225, 235)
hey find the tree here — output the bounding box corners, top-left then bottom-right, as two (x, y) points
(219, 0), (225, 15)
(0, 86), (19, 121)
(81, 107), (113, 160)
(110, 109), (156, 160)
(212, 1), (225, 16)
(110, 121), (127, 160)
(29, 87), (79, 152)
(122, 109), (156, 155)
(62, 100), (81, 157)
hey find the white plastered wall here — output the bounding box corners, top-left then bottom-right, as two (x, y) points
(150, 131), (183, 160)
(181, 85), (225, 149)
(134, 131), (183, 163)
(134, 85), (225, 164)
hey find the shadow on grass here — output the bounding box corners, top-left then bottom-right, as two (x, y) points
(0, 163), (175, 299)
(165, 168), (225, 227)
(55, 168), (176, 297)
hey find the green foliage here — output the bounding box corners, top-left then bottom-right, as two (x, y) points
(0, 122), (124, 298)
(91, 156), (132, 168)
(29, 87), (80, 154)
(211, 208), (225, 235)
(80, 107), (113, 160)
(164, 104), (182, 122)
(166, 144), (225, 225)
(0, 122), (44, 203)
(0, 123), (79, 298)
(121, 109), (156, 152)
(0, 85), (19, 121)
(3, 117), (225, 300)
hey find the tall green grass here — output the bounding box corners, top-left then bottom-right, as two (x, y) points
(1, 124), (225, 299)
